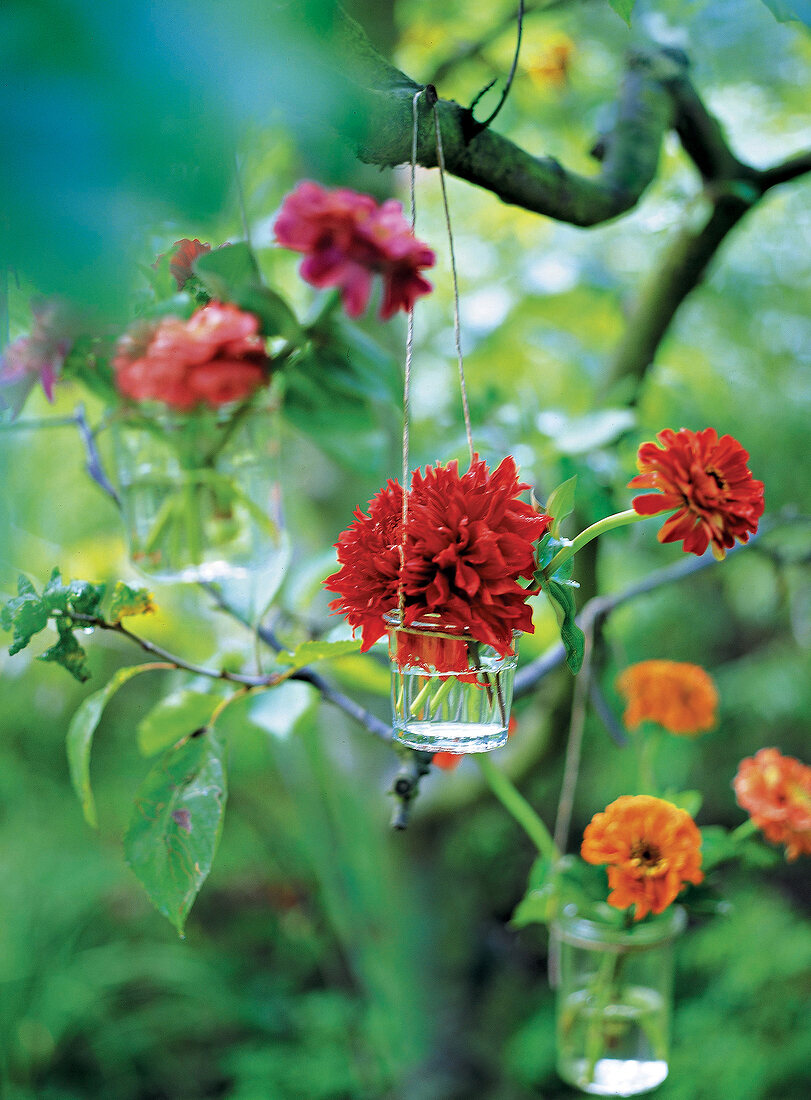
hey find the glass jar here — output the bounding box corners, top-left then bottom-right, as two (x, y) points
(553, 906), (685, 1096)
(110, 397), (286, 585)
(384, 612), (519, 753)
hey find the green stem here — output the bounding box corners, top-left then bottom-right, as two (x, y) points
(545, 509), (651, 577)
(408, 677), (434, 716)
(730, 817), (758, 844)
(476, 755), (559, 861)
(635, 727), (659, 795)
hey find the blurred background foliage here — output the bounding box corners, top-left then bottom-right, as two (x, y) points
(1, 0), (809, 1097)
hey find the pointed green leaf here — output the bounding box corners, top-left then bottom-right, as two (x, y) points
(38, 620), (91, 682)
(67, 664), (157, 827)
(137, 690), (221, 756)
(2, 580), (49, 655)
(544, 476), (577, 538)
(277, 638), (363, 670)
(542, 578), (585, 674)
(193, 242), (260, 299)
(231, 284), (303, 343)
(759, 0), (811, 26)
(662, 789), (703, 818)
(606, 0), (635, 25)
(125, 731), (228, 935)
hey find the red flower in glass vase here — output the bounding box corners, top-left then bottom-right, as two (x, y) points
(113, 302), (270, 410)
(325, 454), (550, 660)
(629, 428), (764, 560)
(274, 181), (435, 319)
(733, 748), (811, 861)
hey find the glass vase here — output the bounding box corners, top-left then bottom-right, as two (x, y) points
(553, 906), (685, 1097)
(384, 612), (518, 753)
(110, 398), (286, 584)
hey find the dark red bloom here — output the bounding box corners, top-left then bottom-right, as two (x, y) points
(113, 302), (270, 410)
(325, 455), (551, 656)
(629, 428), (764, 560)
(274, 181), (435, 320)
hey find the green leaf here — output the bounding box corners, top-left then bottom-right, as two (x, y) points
(759, 0), (811, 26)
(541, 578), (585, 674)
(662, 789), (703, 818)
(137, 690), (221, 756)
(606, 0), (635, 25)
(66, 664), (157, 828)
(42, 568), (105, 617)
(193, 242), (260, 298)
(125, 731), (228, 935)
(231, 284), (303, 343)
(37, 619), (91, 682)
(544, 475), (577, 538)
(109, 581), (156, 623)
(277, 638), (363, 670)
(699, 825), (735, 872)
(2, 576), (49, 656)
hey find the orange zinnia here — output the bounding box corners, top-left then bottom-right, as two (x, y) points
(616, 660), (718, 736)
(733, 748), (811, 861)
(581, 795), (704, 920)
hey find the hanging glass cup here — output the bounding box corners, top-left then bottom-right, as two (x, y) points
(553, 906), (685, 1097)
(110, 397), (286, 584)
(384, 612), (518, 753)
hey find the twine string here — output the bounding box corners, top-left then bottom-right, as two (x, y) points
(432, 98), (475, 464)
(398, 88), (423, 622)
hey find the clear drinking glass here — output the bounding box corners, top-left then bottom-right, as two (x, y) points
(553, 906), (685, 1097)
(111, 398), (285, 584)
(384, 612), (518, 753)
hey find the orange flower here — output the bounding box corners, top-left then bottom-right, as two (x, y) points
(616, 660), (718, 736)
(733, 748), (811, 861)
(582, 795), (704, 920)
(629, 428), (764, 560)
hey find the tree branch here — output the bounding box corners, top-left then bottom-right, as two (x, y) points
(336, 6), (685, 226)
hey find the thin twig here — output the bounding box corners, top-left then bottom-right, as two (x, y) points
(470, 0), (525, 133)
(72, 404), (120, 506)
(65, 612), (283, 688)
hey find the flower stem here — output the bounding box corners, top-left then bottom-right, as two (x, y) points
(544, 509), (650, 577)
(730, 817), (758, 844)
(476, 755), (559, 861)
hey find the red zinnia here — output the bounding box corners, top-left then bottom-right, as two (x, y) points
(274, 181), (435, 320)
(325, 455), (550, 656)
(113, 302), (270, 410)
(628, 428), (764, 560)
(733, 748), (811, 862)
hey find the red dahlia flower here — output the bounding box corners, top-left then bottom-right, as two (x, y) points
(325, 455), (551, 656)
(113, 302), (270, 410)
(629, 427), (764, 560)
(274, 181), (435, 320)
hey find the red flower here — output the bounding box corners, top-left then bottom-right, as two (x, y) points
(733, 748), (811, 861)
(629, 428), (764, 560)
(274, 181), (435, 320)
(325, 455), (550, 656)
(113, 302), (270, 410)
(167, 239), (212, 289)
